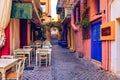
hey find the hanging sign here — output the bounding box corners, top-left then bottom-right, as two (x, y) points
(100, 21), (115, 40)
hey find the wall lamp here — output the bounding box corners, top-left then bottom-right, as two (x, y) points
(96, 10), (105, 15)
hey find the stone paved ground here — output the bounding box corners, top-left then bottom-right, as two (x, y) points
(51, 45), (120, 80)
(23, 35), (120, 80)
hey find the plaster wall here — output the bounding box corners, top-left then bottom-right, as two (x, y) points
(111, 0), (120, 73)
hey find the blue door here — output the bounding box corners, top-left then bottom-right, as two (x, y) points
(91, 21), (102, 62)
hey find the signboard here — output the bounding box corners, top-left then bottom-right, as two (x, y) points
(11, 3), (32, 19)
(101, 26), (111, 36)
(100, 21), (115, 40)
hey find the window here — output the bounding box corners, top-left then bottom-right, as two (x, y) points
(74, 8), (76, 23)
(78, 7), (80, 22)
(41, 2), (46, 13)
(97, 0), (100, 13)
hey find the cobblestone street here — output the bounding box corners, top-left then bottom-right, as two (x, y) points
(23, 37), (120, 80)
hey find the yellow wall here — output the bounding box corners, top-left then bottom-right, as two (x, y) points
(10, 19), (20, 55)
(40, 0), (51, 22)
(70, 27), (75, 52)
(67, 27), (71, 48)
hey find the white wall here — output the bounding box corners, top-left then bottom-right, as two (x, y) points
(111, 0), (120, 73)
(111, 0), (120, 20)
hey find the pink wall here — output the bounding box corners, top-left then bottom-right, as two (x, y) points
(0, 23), (10, 56)
(101, 0), (111, 71)
(87, 0), (111, 70)
(71, 0), (111, 71)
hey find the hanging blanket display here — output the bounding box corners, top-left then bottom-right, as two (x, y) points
(0, 0), (12, 48)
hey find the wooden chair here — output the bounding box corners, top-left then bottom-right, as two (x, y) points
(1, 55), (14, 59)
(16, 54), (27, 67)
(6, 58), (26, 80)
(39, 49), (48, 67)
(39, 49), (52, 66)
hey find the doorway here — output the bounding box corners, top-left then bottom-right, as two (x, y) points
(91, 21), (102, 62)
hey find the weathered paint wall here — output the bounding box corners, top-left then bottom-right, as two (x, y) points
(83, 38), (91, 59)
(111, 0), (120, 73)
(10, 19), (20, 55)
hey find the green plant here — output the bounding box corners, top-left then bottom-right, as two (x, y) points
(76, 6), (90, 29)
(81, 18), (90, 28)
(40, 20), (62, 32)
(38, 7), (43, 18)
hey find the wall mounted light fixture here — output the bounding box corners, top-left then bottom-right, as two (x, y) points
(96, 10), (105, 15)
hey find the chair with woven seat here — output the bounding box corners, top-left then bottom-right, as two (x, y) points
(6, 58), (26, 80)
(39, 49), (48, 67)
(38, 49), (52, 66)
(16, 55), (27, 67)
(14, 50), (28, 66)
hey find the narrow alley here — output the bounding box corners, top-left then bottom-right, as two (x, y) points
(1, 0), (120, 80)
(23, 35), (120, 80)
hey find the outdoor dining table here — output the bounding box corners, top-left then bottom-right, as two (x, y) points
(0, 59), (18, 80)
(14, 48), (33, 66)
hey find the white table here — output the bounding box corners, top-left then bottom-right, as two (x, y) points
(36, 48), (52, 66)
(14, 48), (33, 66)
(0, 59), (18, 80)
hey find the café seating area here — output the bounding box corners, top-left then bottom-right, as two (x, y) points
(0, 40), (52, 80)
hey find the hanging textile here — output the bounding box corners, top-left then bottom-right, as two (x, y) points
(0, 0), (12, 48)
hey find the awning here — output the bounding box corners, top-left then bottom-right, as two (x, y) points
(12, 0), (41, 25)
(11, 3), (32, 19)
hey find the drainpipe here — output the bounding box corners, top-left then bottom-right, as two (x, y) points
(71, 7), (79, 31)
(106, 0), (111, 71)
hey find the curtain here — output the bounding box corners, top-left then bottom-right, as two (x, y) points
(0, 0), (12, 48)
